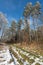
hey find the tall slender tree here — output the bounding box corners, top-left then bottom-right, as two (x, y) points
(23, 2), (32, 43)
(31, 1), (41, 42)
(17, 18), (23, 43)
(11, 20), (17, 38)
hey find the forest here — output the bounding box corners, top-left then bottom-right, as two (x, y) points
(0, 1), (43, 65)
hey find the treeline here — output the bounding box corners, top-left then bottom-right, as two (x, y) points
(0, 1), (43, 44)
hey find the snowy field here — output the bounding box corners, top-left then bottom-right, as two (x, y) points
(10, 45), (43, 65)
(0, 45), (43, 65)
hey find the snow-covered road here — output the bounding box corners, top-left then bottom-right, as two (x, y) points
(0, 44), (14, 65)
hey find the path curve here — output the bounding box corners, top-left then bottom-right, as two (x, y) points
(0, 43), (14, 65)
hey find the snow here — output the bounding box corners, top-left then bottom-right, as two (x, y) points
(0, 48), (14, 65)
(12, 46), (43, 65)
(0, 45), (43, 65)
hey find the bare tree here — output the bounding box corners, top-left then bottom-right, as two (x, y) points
(0, 12), (8, 41)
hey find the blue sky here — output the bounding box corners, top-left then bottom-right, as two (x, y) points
(0, 0), (43, 23)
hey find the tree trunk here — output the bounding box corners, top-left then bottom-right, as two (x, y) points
(33, 18), (36, 41)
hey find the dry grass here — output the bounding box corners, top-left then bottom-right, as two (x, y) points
(35, 63), (40, 65)
(13, 41), (43, 56)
